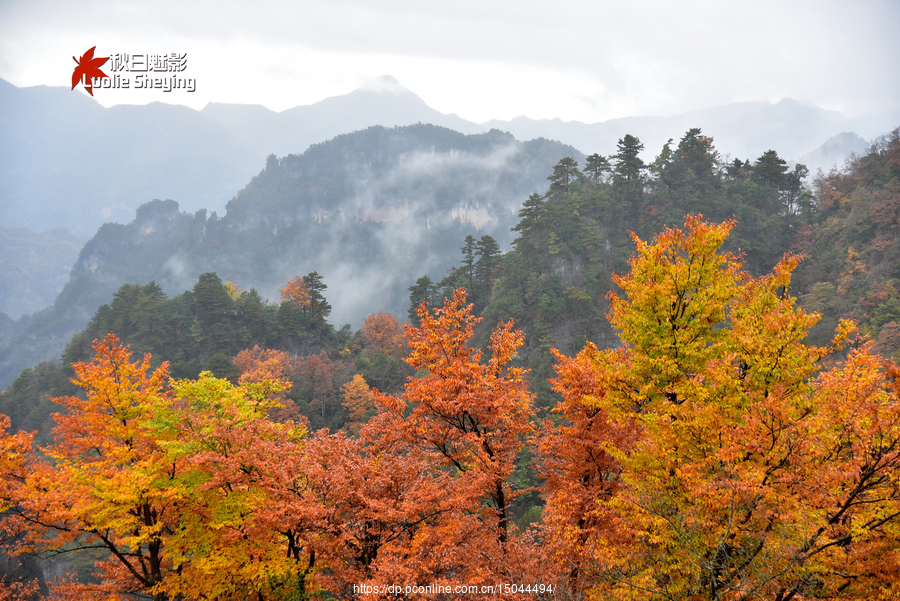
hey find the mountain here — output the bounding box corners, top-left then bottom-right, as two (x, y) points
(0, 76), (487, 236)
(483, 99), (898, 164)
(0, 226), (87, 319)
(796, 132), (870, 174)
(3, 74), (895, 332)
(5, 73), (894, 239)
(200, 75), (484, 159)
(0, 77), (257, 235)
(0, 124), (581, 388)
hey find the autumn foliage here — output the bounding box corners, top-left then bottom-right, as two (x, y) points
(341, 373), (375, 423)
(383, 290), (534, 544)
(2, 217), (900, 599)
(0, 293), (545, 599)
(234, 344), (291, 388)
(0, 336), (309, 599)
(0, 336), (177, 598)
(371, 290), (544, 591)
(361, 311), (405, 355)
(539, 216), (900, 600)
(279, 275), (311, 307)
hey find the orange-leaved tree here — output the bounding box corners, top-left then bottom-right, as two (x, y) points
(536, 345), (639, 598)
(341, 373), (376, 424)
(280, 275), (311, 308)
(233, 344), (304, 422)
(539, 215), (900, 599)
(0, 580), (41, 601)
(0, 335), (319, 600)
(374, 288), (542, 591)
(301, 411), (459, 597)
(234, 345), (292, 392)
(361, 311), (405, 356)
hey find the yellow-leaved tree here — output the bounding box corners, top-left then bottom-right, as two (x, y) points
(540, 216), (900, 600)
(0, 335), (315, 600)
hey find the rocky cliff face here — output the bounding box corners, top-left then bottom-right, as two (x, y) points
(0, 124), (581, 388)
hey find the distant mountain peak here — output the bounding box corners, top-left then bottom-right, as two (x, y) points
(775, 97), (804, 107)
(358, 75), (412, 95)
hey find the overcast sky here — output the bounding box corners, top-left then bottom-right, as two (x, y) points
(1, 0), (898, 123)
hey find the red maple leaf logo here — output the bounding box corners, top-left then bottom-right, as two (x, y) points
(71, 47), (109, 96)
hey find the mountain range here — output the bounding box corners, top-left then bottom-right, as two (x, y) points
(3, 75), (896, 238)
(0, 123), (581, 387)
(1, 74), (897, 389)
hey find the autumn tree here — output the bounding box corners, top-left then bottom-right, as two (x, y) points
(372, 288), (542, 591)
(0, 418), (46, 597)
(361, 312), (405, 356)
(536, 345), (639, 596)
(301, 413), (464, 596)
(280, 276), (311, 308)
(224, 280), (243, 301)
(234, 345), (303, 422)
(341, 374), (376, 424)
(0, 580), (40, 601)
(234, 345), (291, 386)
(0, 335), (178, 599)
(147, 371), (319, 600)
(540, 216), (900, 600)
(0, 336), (321, 600)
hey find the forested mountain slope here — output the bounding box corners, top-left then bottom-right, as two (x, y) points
(2, 182), (899, 600)
(792, 128), (900, 352)
(2, 125), (897, 407)
(0, 124), (579, 388)
(0, 130), (897, 599)
(4, 75), (887, 238)
(484, 98), (898, 167)
(0, 76), (484, 236)
(412, 127), (900, 402)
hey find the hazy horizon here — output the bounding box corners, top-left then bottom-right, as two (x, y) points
(8, 73), (895, 127)
(1, 0), (898, 123)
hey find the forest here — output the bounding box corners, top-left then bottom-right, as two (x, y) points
(0, 126), (899, 600)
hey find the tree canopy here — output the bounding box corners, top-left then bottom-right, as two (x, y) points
(539, 216), (900, 600)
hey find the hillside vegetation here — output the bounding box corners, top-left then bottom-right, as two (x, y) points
(0, 125), (898, 599)
(0, 124), (580, 388)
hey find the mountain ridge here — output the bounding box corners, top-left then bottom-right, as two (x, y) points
(3, 75), (892, 238)
(0, 123), (582, 388)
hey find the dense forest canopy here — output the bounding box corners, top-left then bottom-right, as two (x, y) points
(0, 126), (899, 599)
